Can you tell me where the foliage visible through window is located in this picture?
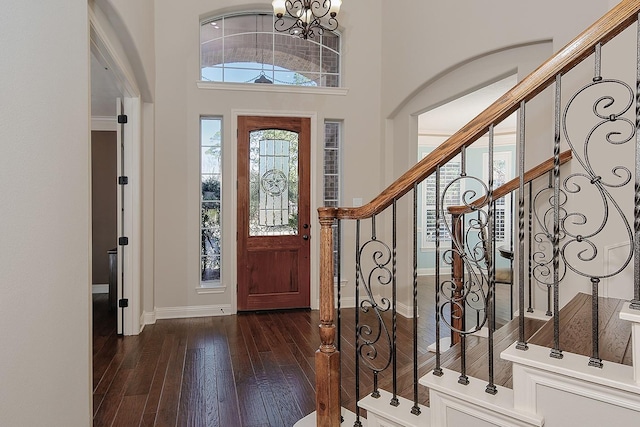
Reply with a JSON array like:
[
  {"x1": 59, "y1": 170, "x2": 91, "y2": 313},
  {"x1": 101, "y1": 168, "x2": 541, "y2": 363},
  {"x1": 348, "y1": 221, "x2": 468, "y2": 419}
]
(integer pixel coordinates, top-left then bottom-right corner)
[
  {"x1": 201, "y1": 118, "x2": 222, "y2": 284},
  {"x1": 324, "y1": 121, "x2": 341, "y2": 277},
  {"x1": 200, "y1": 13, "x2": 340, "y2": 87}
]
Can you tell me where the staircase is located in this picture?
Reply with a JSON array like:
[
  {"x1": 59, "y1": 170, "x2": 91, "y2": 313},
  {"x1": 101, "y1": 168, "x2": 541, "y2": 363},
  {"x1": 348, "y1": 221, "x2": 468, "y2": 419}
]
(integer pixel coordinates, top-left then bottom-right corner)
[{"x1": 304, "y1": 1, "x2": 640, "y2": 426}]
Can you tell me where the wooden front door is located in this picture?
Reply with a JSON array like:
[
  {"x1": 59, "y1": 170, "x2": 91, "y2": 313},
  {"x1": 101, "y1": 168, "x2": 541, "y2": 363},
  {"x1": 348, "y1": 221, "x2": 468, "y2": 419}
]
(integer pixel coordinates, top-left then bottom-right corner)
[{"x1": 237, "y1": 116, "x2": 311, "y2": 311}]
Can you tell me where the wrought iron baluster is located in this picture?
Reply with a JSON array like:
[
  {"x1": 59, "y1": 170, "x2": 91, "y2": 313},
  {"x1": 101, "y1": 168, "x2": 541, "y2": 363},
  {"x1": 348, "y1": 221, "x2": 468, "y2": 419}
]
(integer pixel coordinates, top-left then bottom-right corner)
[
  {"x1": 486, "y1": 125, "x2": 498, "y2": 394},
  {"x1": 589, "y1": 277, "x2": 603, "y2": 368},
  {"x1": 458, "y1": 146, "x2": 469, "y2": 385},
  {"x1": 411, "y1": 184, "x2": 421, "y2": 415},
  {"x1": 528, "y1": 181, "x2": 534, "y2": 313},
  {"x1": 391, "y1": 200, "x2": 399, "y2": 407},
  {"x1": 551, "y1": 73, "x2": 563, "y2": 359},
  {"x1": 516, "y1": 101, "x2": 529, "y2": 351},
  {"x1": 336, "y1": 220, "x2": 343, "y2": 423},
  {"x1": 633, "y1": 11, "x2": 640, "y2": 311},
  {"x1": 434, "y1": 166, "x2": 443, "y2": 377},
  {"x1": 354, "y1": 219, "x2": 362, "y2": 426}
]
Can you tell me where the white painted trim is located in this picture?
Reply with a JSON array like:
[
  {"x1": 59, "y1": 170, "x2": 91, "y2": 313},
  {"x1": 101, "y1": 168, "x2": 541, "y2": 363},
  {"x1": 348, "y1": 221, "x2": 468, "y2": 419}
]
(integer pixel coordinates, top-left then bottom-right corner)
[
  {"x1": 503, "y1": 342, "x2": 640, "y2": 396},
  {"x1": 91, "y1": 116, "x2": 117, "y2": 131},
  {"x1": 89, "y1": 7, "x2": 142, "y2": 337},
  {"x1": 602, "y1": 240, "x2": 632, "y2": 298},
  {"x1": 397, "y1": 300, "x2": 417, "y2": 319},
  {"x1": 428, "y1": 337, "x2": 451, "y2": 353},
  {"x1": 92, "y1": 284, "x2": 109, "y2": 294},
  {"x1": 421, "y1": 367, "x2": 544, "y2": 427},
  {"x1": 195, "y1": 285, "x2": 227, "y2": 294},
  {"x1": 89, "y1": 7, "x2": 140, "y2": 98},
  {"x1": 513, "y1": 308, "x2": 553, "y2": 322},
  {"x1": 359, "y1": 389, "x2": 429, "y2": 427},
  {"x1": 154, "y1": 304, "x2": 233, "y2": 320},
  {"x1": 231, "y1": 109, "x2": 319, "y2": 312},
  {"x1": 198, "y1": 81, "x2": 349, "y2": 96},
  {"x1": 620, "y1": 302, "x2": 640, "y2": 384},
  {"x1": 140, "y1": 310, "x2": 156, "y2": 327},
  {"x1": 294, "y1": 408, "x2": 363, "y2": 427}
]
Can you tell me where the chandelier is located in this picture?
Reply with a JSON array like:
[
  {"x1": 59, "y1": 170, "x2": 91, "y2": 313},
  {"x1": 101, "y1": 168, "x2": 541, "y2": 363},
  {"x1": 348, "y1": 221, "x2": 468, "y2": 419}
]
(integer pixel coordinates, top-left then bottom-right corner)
[{"x1": 272, "y1": 0, "x2": 342, "y2": 40}]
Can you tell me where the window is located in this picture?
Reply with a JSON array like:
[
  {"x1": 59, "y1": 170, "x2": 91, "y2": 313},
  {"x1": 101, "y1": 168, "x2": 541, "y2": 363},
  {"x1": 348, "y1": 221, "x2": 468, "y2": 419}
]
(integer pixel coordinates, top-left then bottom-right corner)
[
  {"x1": 483, "y1": 151, "x2": 513, "y2": 244},
  {"x1": 324, "y1": 121, "x2": 341, "y2": 277},
  {"x1": 200, "y1": 13, "x2": 340, "y2": 87},
  {"x1": 201, "y1": 117, "x2": 222, "y2": 285},
  {"x1": 421, "y1": 157, "x2": 462, "y2": 248}
]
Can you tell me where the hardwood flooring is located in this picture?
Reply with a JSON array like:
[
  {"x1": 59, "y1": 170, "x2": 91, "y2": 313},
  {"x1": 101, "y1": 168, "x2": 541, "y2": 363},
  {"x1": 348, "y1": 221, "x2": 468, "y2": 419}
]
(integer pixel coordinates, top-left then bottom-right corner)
[{"x1": 92, "y1": 285, "x2": 628, "y2": 426}]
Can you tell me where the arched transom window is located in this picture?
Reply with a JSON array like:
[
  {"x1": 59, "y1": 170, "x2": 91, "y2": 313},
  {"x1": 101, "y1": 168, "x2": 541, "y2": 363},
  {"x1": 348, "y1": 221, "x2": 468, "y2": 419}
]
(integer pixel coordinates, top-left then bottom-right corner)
[{"x1": 200, "y1": 13, "x2": 341, "y2": 87}]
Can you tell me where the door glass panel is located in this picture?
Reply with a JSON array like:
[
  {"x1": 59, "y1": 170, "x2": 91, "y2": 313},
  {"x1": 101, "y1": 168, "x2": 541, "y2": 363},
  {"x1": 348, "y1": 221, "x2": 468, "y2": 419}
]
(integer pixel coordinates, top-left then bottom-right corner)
[{"x1": 249, "y1": 129, "x2": 299, "y2": 236}]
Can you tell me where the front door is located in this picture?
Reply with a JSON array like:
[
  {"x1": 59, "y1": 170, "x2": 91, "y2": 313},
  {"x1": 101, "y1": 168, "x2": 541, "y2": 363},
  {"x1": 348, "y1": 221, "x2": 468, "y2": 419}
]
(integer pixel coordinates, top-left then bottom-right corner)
[{"x1": 237, "y1": 116, "x2": 311, "y2": 311}]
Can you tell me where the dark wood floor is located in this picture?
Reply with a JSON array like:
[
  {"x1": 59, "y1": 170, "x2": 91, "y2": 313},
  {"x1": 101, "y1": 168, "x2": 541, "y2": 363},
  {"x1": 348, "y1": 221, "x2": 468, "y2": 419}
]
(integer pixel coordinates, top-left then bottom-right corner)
[{"x1": 92, "y1": 285, "x2": 628, "y2": 426}]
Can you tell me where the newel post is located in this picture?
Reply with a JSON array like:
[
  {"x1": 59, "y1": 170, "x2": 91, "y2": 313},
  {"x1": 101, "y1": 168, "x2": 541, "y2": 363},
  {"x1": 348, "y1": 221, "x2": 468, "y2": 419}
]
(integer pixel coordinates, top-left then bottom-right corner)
[{"x1": 316, "y1": 208, "x2": 340, "y2": 427}]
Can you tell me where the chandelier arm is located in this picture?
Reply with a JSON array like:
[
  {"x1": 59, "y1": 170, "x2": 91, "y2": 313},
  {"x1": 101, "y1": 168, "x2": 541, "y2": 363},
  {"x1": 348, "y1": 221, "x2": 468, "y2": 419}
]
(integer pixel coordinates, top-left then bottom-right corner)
[{"x1": 274, "y1": 0, "x2": 339, "y2": 39}]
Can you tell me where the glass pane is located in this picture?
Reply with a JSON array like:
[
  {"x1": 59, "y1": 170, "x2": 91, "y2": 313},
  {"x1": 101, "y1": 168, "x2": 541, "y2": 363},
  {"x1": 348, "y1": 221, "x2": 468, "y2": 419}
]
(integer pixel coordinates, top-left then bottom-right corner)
[
  {"x1": 324, "y1": 175, "x2": 339, "y2": 202},
  {"x1": 322, "y1": 47, "x2": 339, "y2": 74},
  {"x1": 323, "y1": 149, "x2": 338, "y2": 175},
  {"x1": 323, "y1": 74, "x2": 339, "y2": 88},
  {"x1": 224, "y1": 15, "x2": 256, "y2": 36},
  {"x1": 202, "y1": 176, "x2": 221, "y2": 201},
  {"x1": 201, "y1": 256, "x2": 221, "y2": 281},
  {"x1": 201, "y1": 20, "x2": 223, "y2": 44},
  {"x1": 274, "y1": 70, "x2": 318, "y2": 86},
  {"x1": 322, "y1": 32, "x2": 340, "y2": 52},
  {"x1": 201, "y1": 38, "x2": 223, "y2": 73},
  {"x1": 249, "y1": 129, "x2": 299, "y2": 236},
  {"x1": 202, "y1": 202, "x2": 221, "y2": 226},
  {"x1": 201, "y1": 147, "x2": 221, "y2": 174},
  {"x1": 274, "y1": 35, "x2": 321, "y2": 73}
]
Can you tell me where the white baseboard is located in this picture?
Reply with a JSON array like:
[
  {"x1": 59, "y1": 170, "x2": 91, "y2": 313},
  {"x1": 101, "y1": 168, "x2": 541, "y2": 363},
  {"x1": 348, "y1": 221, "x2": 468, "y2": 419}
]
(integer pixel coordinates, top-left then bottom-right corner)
[
  {"x1": 153, "y1": 304, "x2": 233, "y2": 320},
  {"x1": 140, "y1": 310, "x2": 156, "y2": 327},
  {"x1": 92, "y1": 284, "x2": 109, "y2": 294}
]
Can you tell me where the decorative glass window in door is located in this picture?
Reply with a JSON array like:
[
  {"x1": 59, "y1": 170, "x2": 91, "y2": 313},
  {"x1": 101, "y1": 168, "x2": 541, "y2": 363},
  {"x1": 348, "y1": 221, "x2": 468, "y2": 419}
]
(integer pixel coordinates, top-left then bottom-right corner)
[{"x1": 249, "y1": 129, "x2": 299, "y2": 235}]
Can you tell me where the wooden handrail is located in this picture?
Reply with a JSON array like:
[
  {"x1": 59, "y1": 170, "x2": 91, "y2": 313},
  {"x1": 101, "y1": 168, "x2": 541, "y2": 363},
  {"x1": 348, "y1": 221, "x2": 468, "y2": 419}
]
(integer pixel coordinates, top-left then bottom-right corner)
[
  {"x1": 447, "y1": 149, "x2": 573, "y2": 215},
  {"x1": 322, "y1": 0, "x2": 640, "y2": 221}
]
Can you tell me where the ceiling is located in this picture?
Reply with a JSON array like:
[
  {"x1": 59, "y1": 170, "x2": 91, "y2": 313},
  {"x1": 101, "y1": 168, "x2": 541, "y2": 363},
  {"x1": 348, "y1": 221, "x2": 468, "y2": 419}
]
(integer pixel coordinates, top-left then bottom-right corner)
[
  {"x1": 91, "y1": 51, "x2": 122, "y2": 118},
  {"x1": 418, "y1": 74, "x2": 518, "y2": 136}
]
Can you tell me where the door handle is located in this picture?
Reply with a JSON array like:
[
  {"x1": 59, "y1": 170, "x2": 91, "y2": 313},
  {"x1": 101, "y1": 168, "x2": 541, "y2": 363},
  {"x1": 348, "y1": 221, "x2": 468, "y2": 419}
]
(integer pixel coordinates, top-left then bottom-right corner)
[{"x1": 302, "y1": 234, "x2": 310, "y2": 240}]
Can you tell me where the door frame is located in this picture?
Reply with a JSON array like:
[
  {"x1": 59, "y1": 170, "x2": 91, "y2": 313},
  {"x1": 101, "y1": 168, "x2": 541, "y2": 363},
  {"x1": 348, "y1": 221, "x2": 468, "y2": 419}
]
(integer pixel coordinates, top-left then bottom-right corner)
[
  {"x1": 90, "y1": 7, "x2": 142, "y2": 336},
  {"x1": 231, "y1": 110, "x2": 319, "y2": 313}
]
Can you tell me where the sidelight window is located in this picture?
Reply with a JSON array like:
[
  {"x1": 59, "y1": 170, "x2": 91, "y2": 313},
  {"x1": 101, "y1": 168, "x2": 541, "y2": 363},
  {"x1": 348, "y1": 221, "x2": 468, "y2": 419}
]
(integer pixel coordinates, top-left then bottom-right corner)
[{"x1": 200, "y1": 117, "x2": 222, "y2": 285}]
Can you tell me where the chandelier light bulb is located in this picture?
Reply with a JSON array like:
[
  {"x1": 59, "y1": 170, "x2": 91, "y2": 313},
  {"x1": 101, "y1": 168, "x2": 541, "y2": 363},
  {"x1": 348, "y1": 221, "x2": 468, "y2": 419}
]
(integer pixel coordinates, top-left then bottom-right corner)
[{"x1": 272, "y1": 0, "x2": 286, "y2": 17}]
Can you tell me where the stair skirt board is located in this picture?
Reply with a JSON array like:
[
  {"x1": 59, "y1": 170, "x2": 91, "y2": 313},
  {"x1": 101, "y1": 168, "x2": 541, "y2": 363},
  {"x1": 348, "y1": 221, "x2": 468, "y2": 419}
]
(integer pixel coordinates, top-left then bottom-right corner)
[
  {"x1": 503, "y1": 342, "x2": 640, "y2": 427},
  {"x1": 293, "y1": 408, "x2": 364, "y2": 427},
  {"x1": 359, "y1": 389, "x2": 429, "y2": 427},
  {"x1": 420, "y1": 368, "x2": 543, "y2": 427}
]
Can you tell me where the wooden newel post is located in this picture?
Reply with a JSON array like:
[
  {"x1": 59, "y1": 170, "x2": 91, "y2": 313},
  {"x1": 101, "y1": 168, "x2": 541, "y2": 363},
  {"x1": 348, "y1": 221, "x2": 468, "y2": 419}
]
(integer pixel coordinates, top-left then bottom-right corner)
[
  {"x1": 451, "y1": 212, "x2": 464, "y2": 346},
  {"x1": 316, "y1": 208, "x2": 340, "y2": 427}
]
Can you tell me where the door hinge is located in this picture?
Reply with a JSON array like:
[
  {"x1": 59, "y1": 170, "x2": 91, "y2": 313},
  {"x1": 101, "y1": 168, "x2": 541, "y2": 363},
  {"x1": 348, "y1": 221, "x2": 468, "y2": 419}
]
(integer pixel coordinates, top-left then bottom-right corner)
[
  {"x1": 118, "y1": 298, "x2": 129, "y2": 308},
  {"x1": 117, "y1": 114, "x2": 128, "y2": 124},
  {"x1": 119, "y1": 236, "x2": 129, "y2": 246},
  {"x1": 118, "y1": 176, "x2": 128, "y2": 185}
]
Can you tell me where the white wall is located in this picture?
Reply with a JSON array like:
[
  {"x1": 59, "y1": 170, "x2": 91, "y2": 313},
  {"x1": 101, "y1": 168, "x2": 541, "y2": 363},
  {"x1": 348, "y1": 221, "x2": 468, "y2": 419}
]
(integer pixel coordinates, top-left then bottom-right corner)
[
  {"x1": 98, "y1": 0, "x2": 156, "y2": 102},
  {"x1": 0, "y1": 1, "x2": 91, "y2": 425},
  {"x1": 153, "y1": 0, "x2": 383, "y2": 312}
]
